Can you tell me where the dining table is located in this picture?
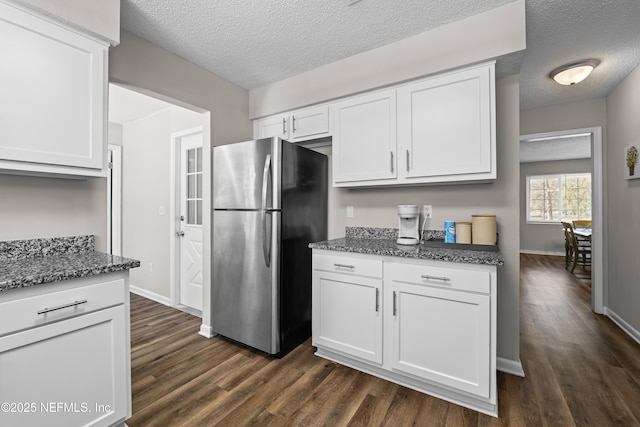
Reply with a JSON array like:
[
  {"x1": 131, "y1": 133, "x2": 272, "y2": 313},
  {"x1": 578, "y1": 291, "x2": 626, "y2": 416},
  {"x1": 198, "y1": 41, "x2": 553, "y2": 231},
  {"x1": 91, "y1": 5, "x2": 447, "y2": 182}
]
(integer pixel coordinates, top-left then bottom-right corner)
[{"x1": 573, "y1": 228, "x2": 592, "y2": 242}]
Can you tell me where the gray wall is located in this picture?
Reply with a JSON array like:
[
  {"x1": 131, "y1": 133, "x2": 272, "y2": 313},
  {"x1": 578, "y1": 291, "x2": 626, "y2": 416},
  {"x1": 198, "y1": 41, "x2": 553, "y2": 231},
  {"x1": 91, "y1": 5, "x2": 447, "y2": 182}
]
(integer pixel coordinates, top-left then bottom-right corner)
[
  {"x1": 605, "y1": 63, "x2": 640, "y2": 335},
  {"x1": 109, "y1": 30, "x2": 252, "y2": 330},
  {"x1": 520, "y1": 158, "x2": 592, "y2": 254},
  {"x1": 119, "y1": 107, "x2": 205, "y2": 300},
  {"x1": 249, "y1": 2, "x2": 525, "y2": 364}
]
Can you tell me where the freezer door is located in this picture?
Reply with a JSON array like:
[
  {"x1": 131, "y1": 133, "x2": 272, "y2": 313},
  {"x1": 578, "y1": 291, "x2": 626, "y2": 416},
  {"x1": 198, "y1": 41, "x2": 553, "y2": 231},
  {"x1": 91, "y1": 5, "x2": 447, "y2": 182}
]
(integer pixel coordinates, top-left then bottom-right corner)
[
  {"x1": 212, "y1": 209, "x2": 280, "y2": 354},
  {"x1": 213, "y1": 138, "x2": 282, "y2": 210}
]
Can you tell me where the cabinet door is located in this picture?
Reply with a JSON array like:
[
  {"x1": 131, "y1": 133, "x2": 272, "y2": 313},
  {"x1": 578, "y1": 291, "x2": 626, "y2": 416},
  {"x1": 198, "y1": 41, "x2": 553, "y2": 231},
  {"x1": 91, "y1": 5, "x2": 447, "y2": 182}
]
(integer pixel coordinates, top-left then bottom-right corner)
[
  {"x1": 397, "y1": 64, "x2": 494, "y2": 182},
  {"x1": 331, "y1": 90, "x2": 397, "y2": 186},
  {"x1": 290, "y1": 106, "x2": 329, "y2": 140},
  {"x1": 388, "y1": 282, "x2": 491, "y2": 398},
  {"x1": 0, "y1": 306, "x2": 127, "y2": 427},
  {"x1": 254, "y1": 114, "x2": 290, "y2": 140},
  {"x1": 313, "y1": 270, "x2": 383, "y2": 364},
  {"x1": 0, "y1": 2, "x2": 107, "y2": 173}
]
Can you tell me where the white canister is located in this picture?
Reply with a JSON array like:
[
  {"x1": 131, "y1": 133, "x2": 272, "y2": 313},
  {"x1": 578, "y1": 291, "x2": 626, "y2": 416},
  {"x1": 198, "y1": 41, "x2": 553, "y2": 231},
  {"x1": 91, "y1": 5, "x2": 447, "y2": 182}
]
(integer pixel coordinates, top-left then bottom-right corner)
[
  {"x1": 456, "y1": 222, "x2": 472, "y2": 244},
  {"x1": 472, "y1": 215, "x2": 497, "y2": 245}
]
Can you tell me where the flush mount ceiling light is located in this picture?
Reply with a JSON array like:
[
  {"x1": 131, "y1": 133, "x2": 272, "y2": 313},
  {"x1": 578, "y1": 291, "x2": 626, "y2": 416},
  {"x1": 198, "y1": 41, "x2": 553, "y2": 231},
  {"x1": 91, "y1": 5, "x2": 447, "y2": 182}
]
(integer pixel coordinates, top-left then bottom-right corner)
[{"x1": 550, "y1": 60, "x2": 600, "y2": 85}]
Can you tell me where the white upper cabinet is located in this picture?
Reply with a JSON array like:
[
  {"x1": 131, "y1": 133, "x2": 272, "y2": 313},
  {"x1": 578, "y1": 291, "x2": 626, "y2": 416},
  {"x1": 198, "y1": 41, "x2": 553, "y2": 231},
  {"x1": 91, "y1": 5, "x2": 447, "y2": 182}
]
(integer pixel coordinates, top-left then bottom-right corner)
[
  {"x1": 331, "y1": 89, "x2": 397, "y2": 186},
  {"x1": 253, "y1": 62, "x2": 495, "y2": 187},
  {"x1": 397, "y1": 64, "x2": 495, "y2": 183},
  {"x1": 0, "y1": 1, "x2": 108, "y2": 177},
  {"x1": 253, "y1": 105, "x2": 329, "y2": 142}
]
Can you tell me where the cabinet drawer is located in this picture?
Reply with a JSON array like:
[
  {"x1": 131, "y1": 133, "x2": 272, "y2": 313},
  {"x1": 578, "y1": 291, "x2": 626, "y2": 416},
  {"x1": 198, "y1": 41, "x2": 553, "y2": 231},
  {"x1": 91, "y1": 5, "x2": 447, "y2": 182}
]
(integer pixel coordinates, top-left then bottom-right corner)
[
  {"x1": 313, "y1": 253, "x2": 383, "y2": 278},
  {"x1": 0, "y1": 278, "x2": 125, "y2": 337},
  {"x1": 390, "y1": 262, "x2": 490, "y2": 294}
]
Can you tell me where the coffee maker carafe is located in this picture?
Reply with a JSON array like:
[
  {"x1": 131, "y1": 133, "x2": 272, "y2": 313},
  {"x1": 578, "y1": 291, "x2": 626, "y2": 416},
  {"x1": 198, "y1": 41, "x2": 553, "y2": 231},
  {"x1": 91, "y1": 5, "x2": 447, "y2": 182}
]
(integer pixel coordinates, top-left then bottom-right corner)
[{"x1": 397, "y1": 205, "x2": 420, "y2": 245}]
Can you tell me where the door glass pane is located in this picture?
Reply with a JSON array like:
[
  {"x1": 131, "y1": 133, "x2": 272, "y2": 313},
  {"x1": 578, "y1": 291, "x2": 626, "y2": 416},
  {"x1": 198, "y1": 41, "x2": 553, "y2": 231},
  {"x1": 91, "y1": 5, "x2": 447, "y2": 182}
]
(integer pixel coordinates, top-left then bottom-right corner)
[
  {"x1": 185, "y1": 146, "x2": 203, "y2": 226},
  {"x1": 188, "y1": 149, "x2": 196, "y2": 173},
  {"x1": 188, "y1": 175, "x2": 196, "y2": 198},
  {"x1": 188, "y1": 200, "x2": 195, "y2": 224}
]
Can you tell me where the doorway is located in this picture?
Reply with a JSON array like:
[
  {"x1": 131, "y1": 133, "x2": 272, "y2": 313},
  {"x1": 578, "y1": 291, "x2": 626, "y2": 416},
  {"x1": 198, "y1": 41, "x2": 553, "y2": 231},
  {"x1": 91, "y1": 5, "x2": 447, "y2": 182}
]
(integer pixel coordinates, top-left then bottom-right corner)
[
  {"x1": 520, "y1": 127, "x2": 604, "y2": 314},
  {"x1": 171, "y1": 128, "x2": 204, "y2": 314}
]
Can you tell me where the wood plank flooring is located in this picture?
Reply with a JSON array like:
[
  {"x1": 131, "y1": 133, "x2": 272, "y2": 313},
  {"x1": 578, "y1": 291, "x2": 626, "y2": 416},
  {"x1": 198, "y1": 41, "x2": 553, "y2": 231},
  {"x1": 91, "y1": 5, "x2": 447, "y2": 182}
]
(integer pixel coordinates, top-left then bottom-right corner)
[{"x1": 127, "y1": 254, "x2": 640, "y2": 426}]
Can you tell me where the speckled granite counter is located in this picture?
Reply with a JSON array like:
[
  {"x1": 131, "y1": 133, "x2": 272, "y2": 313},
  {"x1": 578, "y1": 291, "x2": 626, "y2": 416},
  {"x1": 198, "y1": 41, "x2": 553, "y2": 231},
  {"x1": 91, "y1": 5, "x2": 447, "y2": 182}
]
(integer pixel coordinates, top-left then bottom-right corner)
[
  {"x1": 0, "y1": 236, "x2": 140, "y2": 292},
  {"x1": 309, "y1": 227, "x2": 504, "y2": 266}
]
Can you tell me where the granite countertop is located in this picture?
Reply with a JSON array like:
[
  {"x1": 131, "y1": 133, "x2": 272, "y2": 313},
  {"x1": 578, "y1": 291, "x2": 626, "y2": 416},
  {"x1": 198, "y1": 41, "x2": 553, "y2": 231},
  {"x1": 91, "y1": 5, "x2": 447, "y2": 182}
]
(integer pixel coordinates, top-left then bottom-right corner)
[
  {"x1": 0, "y1": 236, "x2": 140, "y2": 292},
  {"x1": 309, "y1": 227, "x2": 504, "y2": 266}
]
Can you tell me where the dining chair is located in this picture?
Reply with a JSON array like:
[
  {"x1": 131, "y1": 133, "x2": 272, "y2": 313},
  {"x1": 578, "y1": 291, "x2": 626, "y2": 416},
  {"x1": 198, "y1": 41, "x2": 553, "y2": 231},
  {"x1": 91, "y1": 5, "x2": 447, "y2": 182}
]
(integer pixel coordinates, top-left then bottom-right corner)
[
  {"x1": 572, "y1": 220, "x2": 592, "y2": 244},
  {"x1": 572, "y1": 219, "x2": 592, "y2": 229},
  {"x1": 562, "y1": 221, "x2": 591, "y2": 273}
]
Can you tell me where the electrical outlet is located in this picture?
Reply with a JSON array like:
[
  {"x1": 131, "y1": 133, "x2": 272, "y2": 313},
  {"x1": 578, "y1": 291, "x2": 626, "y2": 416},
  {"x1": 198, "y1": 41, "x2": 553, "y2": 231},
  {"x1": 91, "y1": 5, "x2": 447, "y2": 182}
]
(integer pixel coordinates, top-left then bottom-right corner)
[{"x1": 423, "y1": 205, "x2": 432, "y2": 219}]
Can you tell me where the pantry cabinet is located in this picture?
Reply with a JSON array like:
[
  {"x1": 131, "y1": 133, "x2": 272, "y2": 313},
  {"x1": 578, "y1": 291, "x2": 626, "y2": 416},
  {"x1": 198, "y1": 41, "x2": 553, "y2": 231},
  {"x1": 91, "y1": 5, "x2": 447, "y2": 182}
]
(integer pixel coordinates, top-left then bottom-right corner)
[
  {"x1": 312, "y1": 253, "x2": 383, "y2": 364},
  {"x1": 253, "y1": 105, "x2": 329, "y2": 142},
  {"x1": 0, "y1": 1, "x2": 109, "y2": 177},
  {"x1": 396, "y1": 64, "x2": 495, "y2": 183},
  {"x1": 330, "y1": 89, "x2": 397, "y2": 185},
  {"x1": 312, "y1": 250, "x2": 498, "y2": 416}
]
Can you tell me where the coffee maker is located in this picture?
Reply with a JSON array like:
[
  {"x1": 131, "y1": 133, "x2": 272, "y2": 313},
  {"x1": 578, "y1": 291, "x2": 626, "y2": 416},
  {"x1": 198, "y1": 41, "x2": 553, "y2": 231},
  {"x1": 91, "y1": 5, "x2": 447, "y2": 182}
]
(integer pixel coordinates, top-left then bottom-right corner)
[{"x1": 397, "y1": 205, "x2": 420, "y2": 245}]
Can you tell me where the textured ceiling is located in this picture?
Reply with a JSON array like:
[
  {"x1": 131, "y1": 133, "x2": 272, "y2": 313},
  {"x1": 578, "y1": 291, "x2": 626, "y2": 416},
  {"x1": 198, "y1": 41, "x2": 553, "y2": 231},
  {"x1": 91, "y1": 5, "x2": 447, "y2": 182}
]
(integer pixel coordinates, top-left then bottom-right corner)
[
  {"x1": 120, "y1": 0, "x2": 512, "y2": 89},
  {"x1": 118, "y1": 0, "x2": 640, "y2": 111}
]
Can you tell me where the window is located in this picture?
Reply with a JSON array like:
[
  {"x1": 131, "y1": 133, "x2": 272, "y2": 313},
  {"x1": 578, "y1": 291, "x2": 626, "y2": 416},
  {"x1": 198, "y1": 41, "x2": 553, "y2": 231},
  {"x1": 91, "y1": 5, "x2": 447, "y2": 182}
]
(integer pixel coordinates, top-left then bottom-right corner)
[{"x1": 527, "y1": 173, "x2": 591, "y2": 223}]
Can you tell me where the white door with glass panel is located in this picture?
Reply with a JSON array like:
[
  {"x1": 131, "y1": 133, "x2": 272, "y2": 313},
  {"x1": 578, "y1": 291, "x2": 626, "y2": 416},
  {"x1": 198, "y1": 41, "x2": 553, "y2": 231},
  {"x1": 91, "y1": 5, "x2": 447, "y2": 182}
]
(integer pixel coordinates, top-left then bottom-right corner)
[{"x1": 178, "y1": 133, "x2": 203, "y2": 311}]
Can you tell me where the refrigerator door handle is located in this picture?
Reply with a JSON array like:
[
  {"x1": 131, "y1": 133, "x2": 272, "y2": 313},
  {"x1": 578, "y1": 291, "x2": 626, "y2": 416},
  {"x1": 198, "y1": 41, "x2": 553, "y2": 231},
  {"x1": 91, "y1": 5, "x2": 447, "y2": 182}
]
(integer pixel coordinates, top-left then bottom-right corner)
[{"x1": 261, "y1": 154, "x2": 272, "y2": 267}]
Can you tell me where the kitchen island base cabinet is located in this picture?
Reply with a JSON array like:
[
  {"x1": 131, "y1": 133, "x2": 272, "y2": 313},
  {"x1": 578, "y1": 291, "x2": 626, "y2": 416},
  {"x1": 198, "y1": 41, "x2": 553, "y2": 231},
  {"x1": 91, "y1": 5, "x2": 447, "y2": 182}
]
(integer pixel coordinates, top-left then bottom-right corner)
[
  {"x1": 312, "y1": 250, "x2": 498, "y2": 417},
  {"x1": 0, "y1": 272, "x2": 131, "y2": 427}
]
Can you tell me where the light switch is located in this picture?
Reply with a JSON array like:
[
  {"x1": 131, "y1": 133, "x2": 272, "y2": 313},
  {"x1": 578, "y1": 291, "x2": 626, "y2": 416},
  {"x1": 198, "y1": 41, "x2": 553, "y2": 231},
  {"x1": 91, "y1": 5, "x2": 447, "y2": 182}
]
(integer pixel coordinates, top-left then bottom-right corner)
[
  {"x1": 347, "y1": 206, "x2": 354, "y2": 218},
  {"x1": 159, "y1": 206, "x2": 165, "y2": 216}
]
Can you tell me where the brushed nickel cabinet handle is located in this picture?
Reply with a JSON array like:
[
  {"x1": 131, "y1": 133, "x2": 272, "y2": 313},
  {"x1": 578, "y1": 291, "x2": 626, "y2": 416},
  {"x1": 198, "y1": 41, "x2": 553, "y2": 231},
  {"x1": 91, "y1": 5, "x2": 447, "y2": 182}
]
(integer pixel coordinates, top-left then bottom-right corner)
[
  {"x1": 390, "y1": 152, "x2": 394, "y2": 173},
  {"x1": 282, "y1": 117, "x2": 287, "y2": 135},
  {"x1": 421, "y1": 274, "x2": 451, "y2": 283},
  {"x1": 375, "y1": 288, "x2": 380, "y2": 312},
  {"x1": 333, "y1": 263, "x2": 355, "y2": 270},
  {"x1": 38, "y1": 299, "x2": 88, "y2": 315},
  {"x1": 393, "y1": 291, "x2": 397, "y2": 316},
  {"x1": 292, "y1": 116, "x2": 296, "y2": 133},
  {"x1": 406, "y1": 150, "x2": 410, "y2": 172}
]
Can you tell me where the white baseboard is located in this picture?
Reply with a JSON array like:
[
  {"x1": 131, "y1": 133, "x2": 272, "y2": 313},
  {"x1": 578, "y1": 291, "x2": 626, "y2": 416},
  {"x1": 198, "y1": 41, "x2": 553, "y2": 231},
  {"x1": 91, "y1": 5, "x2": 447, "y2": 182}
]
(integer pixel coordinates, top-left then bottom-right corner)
[
  {"x1": 199, "y1": 324, "x2": 216, "y2": 339},
  {"x1": 130, "y1": 285, "x2": 172, "y2": 306},
  {"x1": 520, "y1": 249, "x2": 565, "y2": 257},
  {"x1": 497, "y1": 357, "x2": 525, "y2": 377},
  {"x1": 605, "y1": 307, "x2": 640, "y2": 345}
]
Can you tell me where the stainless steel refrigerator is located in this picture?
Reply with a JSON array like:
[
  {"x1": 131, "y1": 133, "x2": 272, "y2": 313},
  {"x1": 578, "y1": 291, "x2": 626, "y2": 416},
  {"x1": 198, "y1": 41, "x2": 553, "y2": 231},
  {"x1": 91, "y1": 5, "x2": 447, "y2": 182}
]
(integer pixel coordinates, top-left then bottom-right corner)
[{"x1": 212, "y1": 137, "x2": 328, "y2": 356}]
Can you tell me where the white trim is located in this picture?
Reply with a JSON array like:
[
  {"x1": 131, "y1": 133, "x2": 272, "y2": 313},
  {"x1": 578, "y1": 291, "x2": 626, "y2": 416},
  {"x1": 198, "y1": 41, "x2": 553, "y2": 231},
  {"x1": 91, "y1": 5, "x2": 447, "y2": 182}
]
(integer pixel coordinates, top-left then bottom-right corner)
[
  {"x1": 520, "y1": 249, "x2": 564, "y2": 257},
  {"x1": 605, "y1": 308, "x2": 640, "y2": 346},
  {"x1": 520, "y1": 127, "x2": 604, "y2": 314},
  {"x1": 170, "y1": 126, "x2": 204, "y2": 308},
  {"x1": 496, "y1": 357, "x2": 525, "y2": 377},
  {"x1": 130, "y1": 285, "x2": 172, "y2": 307},
  {"x1": 107, "y1": 144, "x2": 122, "y2": 256},
  {"x1": 199, "y1": 324, "x2": 216, "y2": 338}
]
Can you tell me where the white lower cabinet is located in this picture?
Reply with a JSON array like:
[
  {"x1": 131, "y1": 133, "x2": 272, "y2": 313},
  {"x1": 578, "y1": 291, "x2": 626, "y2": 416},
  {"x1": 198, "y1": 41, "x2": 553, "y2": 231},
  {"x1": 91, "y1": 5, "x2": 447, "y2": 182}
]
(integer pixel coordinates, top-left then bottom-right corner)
[
  {"x1": 312, "y1": 254, "x2": 383, "y2": 364},
  {"x1": 0, "y1": 272, "x2": 131, "y2": 427},
  {"x1": 387, "y1": 262, "x2": 492, "y2": 399},
  {"x1": 312, "y1": 250, "x2": 497, "y2": 417}
]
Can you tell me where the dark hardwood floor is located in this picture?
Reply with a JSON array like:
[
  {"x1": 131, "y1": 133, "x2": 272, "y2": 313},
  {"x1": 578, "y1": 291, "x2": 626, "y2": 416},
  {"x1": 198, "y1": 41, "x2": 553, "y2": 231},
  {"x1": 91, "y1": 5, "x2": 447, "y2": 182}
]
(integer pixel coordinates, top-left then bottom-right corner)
[{"x1": 127, "y1": 254, "x2": 640, "y2": 426}]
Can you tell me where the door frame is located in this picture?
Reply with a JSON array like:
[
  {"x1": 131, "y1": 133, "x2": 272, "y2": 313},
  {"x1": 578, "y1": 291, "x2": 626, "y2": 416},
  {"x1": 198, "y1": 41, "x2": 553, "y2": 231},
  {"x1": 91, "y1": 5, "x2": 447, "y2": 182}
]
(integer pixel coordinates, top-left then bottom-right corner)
[
  {"x1": 520, "y1": 127, "x2": 604, "y2": 314},
  {"x1": 107, "y1": 144, "x2": 122, "y2": 256},
  {"x1": 169, "y1": 126, "x2": 204, "y2": 308}
]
